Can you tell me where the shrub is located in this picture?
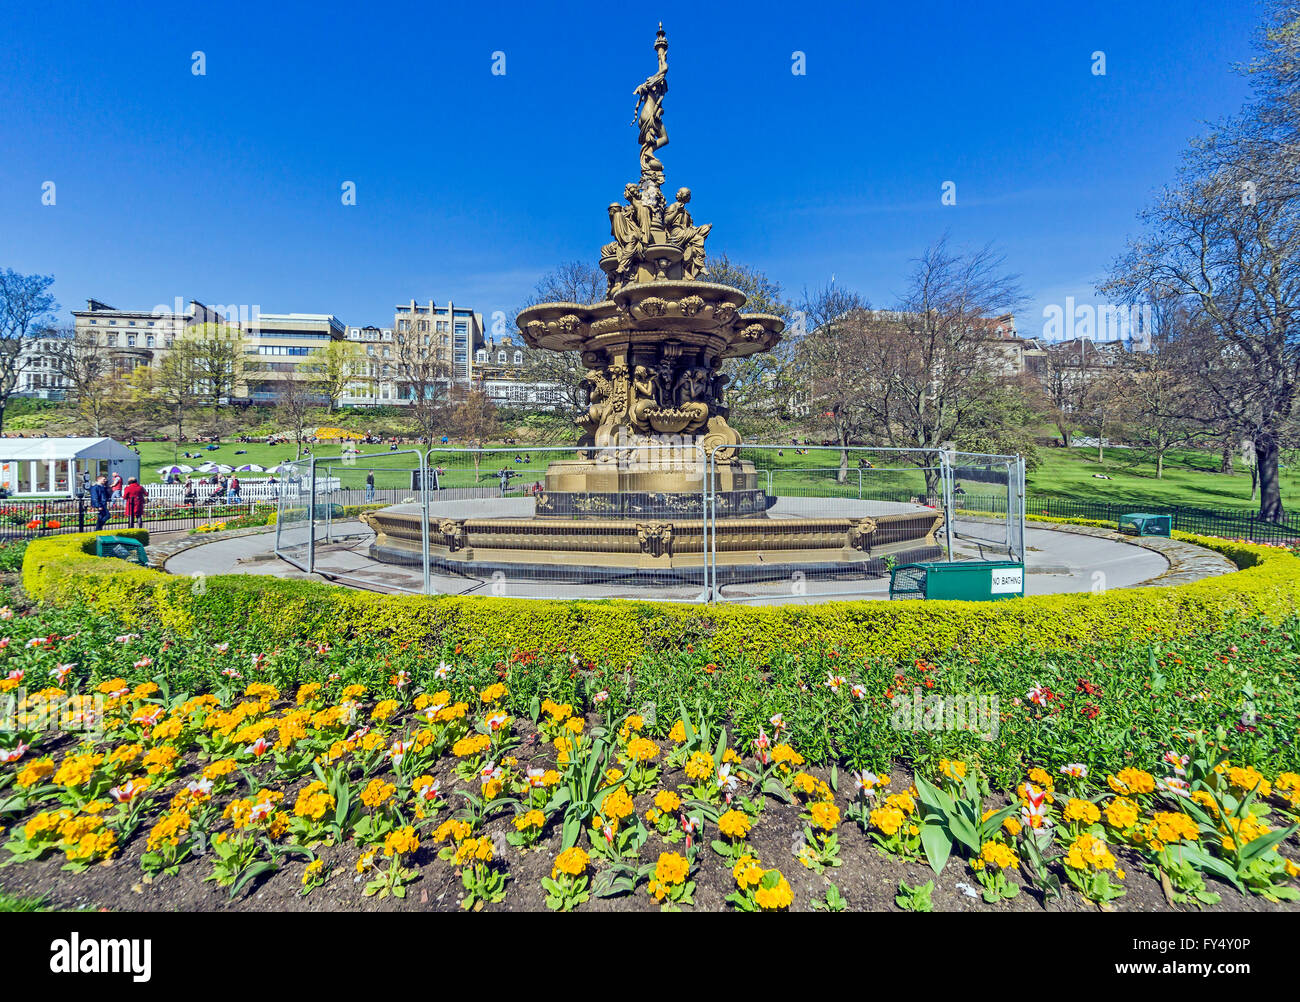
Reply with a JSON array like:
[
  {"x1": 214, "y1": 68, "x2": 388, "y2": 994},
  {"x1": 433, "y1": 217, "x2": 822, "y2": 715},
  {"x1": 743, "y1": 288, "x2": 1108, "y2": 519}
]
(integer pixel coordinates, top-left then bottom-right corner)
[{"x1": 19, "y1": 529, "x2": 1300, "y2": 671}]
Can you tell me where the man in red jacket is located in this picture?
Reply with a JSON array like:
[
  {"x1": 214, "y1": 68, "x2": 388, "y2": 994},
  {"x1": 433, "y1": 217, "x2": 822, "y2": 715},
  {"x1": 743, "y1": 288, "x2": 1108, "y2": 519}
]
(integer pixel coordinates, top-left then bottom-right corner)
[{"x1": 122, "y1": 477, "x2": 148, "y2": 529}]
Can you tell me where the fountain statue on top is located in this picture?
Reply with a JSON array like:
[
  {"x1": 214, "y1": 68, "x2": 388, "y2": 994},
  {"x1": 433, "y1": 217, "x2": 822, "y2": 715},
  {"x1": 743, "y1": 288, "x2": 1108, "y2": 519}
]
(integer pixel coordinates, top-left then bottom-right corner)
[{"x1": 518, "y1": 24, "x2": 784, "y2": 516}]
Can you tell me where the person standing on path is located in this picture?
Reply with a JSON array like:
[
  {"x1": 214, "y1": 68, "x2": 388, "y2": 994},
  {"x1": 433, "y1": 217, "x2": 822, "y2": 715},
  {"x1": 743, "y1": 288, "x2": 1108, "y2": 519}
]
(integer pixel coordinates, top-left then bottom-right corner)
[
  {"x1": 365, "y1": 470, "x2": 375, "y2": 501},
  {"x1": 122, "y1": 477, "x2": 147, "y2": 529},
  {"x1": 90, "y1": 474, "x2": 111, "y2": 531}
]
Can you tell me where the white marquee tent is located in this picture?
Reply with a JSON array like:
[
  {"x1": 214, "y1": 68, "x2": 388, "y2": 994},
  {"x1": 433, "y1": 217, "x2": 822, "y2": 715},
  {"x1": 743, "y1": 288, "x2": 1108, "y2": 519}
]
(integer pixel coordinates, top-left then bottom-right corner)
[{"x1": 0, "y1": 437, "x2": 140, "y2": 497}]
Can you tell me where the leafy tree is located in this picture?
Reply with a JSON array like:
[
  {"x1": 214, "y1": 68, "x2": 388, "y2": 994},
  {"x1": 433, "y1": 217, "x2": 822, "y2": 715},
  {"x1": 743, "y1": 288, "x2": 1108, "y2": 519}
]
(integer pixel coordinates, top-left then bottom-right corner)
[{"x1": 0, "y1": 269, "x2": 58, "y2": 434}]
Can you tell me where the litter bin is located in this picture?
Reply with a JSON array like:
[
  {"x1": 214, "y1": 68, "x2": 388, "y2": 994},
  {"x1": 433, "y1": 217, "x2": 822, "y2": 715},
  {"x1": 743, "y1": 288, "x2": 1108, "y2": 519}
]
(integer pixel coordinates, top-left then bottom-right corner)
[
  {"x1": 94, "y1": 535, "x2": 149, "y2": 566},
  {"x1": 889, "y1": 560, "x2": 1025, "y2": 601},
  {"x1": 1118, "y1": 513, "x2": 1171, "y2": 537}
]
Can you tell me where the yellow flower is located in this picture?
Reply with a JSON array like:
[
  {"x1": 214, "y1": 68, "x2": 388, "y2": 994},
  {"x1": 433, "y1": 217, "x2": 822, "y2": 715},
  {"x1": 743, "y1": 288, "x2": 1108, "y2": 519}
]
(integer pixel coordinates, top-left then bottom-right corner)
[
  {"x1": 808, "y1": 801, "x2": 840, "y2": 832},
  {"x1": 479, "y1": 682, "x2": 507, "y2": 704},
  {"x1": 293, "y1": 781, "x2": 335, "y2": 820},
  {"x1": 1104, "y1": 797, "x2": 1140, "y2": 831},
  {"x1": 939, "y1": 758, "x2": 967, "y2": 781},
  {"x1": 371, "y1": 699, "x2": 400, "y2": 722},
  {"x1": 753, "y1": 872, "x2": 794, "y2": 910},
  {"x1": 1064, "y1": 833, "x2": 1117, "y2": 872},
  {"x1": 515, "y1": 810, "x2": 545, "y2": 831},
  {"x1": 626, "y1": 736, "x2": 660, "y2": 763},
  {"x1": 302, "y1": 859, "x2": 324, "y2": 884},
  {"x1": 1107, "y1": 768, "x2": 1155, "y2": 796},
  {"x1": 1226, "y1": 766, "x2": 1270, "y2": 797},
  {"x1": 1063, "y1": 798, "x2": 1101, "y2": 825},
  {"x1": 979, "y1": 840, "x2": 1018, "y2": 870},
  {"x1": 654, "y1": 851, "x2": 689, "y2": 886},
  {"x1": 552, "y1": 846, "x2": 590, "y2": 878},
  {"x1": 383, "y1": 826, "x2": 419, "y2": 857},
  {"x1": 684, "y1": 751, "x2": 714, "y2": 782},
  {"x1": 654, "y1": 789, "x2": 682, "y2": 813},
  {"x1": 146, "y1": 812, "x2": 191, "y2": 852},
  {"x1": 16, "y1": 758, "x2": 54, "y2": 788},
  {"x1": 668, "y1": 720, "x2": 686, "y2": 743},
  {"x1": 360, "y1": 779, "x2": 396, "y2": 809},
  {"x1": 733, "y1": 854, "x2": 765, "y2": 889},
  {"x1": 870, "y1": 806, "x2": 905, "y2": 836},
  {"x1": 602, "y1": 786, "x2": 636, "y2": 821},
  {"x1": 1150, "y1": 811, "x2": 1199, "y2": 844},
  {"x1": 718, "y1": 810, "x2": 751, "y2": 840},
  {"x1": 433, "y1": 818, "x2": 472, "y2": 843},
  {"x1": 453, "y1": 836, "x2": 494, "y2": 867},
  {"x1": 54, "y1": 752, "x2": 103, "y2": 789}
]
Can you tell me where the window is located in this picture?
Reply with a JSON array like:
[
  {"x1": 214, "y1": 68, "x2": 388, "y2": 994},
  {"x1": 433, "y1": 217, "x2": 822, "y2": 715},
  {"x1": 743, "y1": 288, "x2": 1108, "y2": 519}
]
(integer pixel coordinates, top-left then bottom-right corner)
[
  {"x1": 476, "y1": 350, "x2": 486, "y2": 362},
  {"x1": 498, "y1": 352, "x2": 506, "y2": 363},
  {"x1": 147, "y1": 335, "x2": 156, "y2": 348},
  {"x1": 107, "y1": 334, "x2": 118, "y2": 346},
  {"x1": 514, "y1": 351, "x2": 523, "y2": 364},
  {"x1": 126, "y1": 335, "x2": 136, "y2": 347}
]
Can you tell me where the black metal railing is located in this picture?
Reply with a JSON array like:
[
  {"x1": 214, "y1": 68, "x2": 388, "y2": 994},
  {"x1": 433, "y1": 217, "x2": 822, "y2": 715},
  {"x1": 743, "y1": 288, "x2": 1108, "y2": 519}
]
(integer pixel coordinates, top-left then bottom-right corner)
[
  {"x1": 952, "y1": 494, "x2": 1300, "y2": 544},
  {"x1": 0, "y1": 498, "x2": 278, "y2": 541}
]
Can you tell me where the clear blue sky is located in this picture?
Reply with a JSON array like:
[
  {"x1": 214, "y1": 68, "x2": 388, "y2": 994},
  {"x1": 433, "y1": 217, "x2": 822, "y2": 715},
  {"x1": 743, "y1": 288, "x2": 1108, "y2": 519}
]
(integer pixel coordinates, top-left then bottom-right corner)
[{"x1": 0, "y1": 0, "x2": 1262, "y2": 338}]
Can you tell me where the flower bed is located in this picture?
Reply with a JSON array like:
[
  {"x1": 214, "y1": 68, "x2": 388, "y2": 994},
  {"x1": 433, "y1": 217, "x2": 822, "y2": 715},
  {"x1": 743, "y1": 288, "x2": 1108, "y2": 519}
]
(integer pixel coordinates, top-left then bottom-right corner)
[{"x1": 0, "y1": 542, "x2": 1298, "y2": 912}]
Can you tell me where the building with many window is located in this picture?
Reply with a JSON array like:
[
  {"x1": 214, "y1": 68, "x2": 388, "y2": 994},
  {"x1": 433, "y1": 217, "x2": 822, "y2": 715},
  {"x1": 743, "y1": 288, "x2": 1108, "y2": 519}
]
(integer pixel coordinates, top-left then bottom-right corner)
[
  {"x1": 339, "y1": 325, "x2": 398, "y2": 406},
  {"x1": 14, "y1": 332, "x2": 73, "y2": 400},
  {"x1": 473, "y1": 334, "x2": 564, "y2": 410},
  {"x1": 242, "y1": 313, "x2": 347, "y2": 403},
  {"x1": 71, "y1": 298, "x2": 230, "y2": 375},
  {"x1": 393, "y1": 300, "x2": 484, "y2": 388}
]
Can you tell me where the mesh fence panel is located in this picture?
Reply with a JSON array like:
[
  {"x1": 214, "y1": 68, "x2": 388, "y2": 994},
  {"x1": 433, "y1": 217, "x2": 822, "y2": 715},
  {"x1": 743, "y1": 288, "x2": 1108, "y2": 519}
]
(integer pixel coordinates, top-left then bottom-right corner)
[{"x1": 708, "y1": 445, "x2": 951, "y2": 603}]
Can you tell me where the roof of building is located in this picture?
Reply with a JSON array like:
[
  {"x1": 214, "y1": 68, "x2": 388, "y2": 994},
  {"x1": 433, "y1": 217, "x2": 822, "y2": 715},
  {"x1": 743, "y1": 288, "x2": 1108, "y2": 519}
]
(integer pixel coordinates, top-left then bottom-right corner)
[{"x1": 0, "y1": 437, "x2": 139, "y2": 461}]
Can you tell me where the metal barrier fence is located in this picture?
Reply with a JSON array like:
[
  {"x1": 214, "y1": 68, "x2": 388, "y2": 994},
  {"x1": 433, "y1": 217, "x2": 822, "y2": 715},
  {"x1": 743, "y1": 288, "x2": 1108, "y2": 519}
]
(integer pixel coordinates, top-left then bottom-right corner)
[
  {"x1": 708, "y1": 445, "x2": 956, "y2": 603},
  {"x1": 947, "y1": 453, "x2": 1026, "y2": 562},
  {"x1": 261, "y1": 445, "x2": 1041, "y2": 603}
]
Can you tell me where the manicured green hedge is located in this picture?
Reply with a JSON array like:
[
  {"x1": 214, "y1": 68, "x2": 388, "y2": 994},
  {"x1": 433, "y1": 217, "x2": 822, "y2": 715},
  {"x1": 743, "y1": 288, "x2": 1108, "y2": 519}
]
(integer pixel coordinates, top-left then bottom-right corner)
[{"x1": 20, "y1": 528, "x2": 1300, "y2": 669}]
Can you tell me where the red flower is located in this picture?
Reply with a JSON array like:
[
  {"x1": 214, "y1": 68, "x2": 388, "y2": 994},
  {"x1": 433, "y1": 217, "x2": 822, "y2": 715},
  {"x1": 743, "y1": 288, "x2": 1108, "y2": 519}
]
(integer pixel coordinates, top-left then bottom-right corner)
[{"x1": 1081, "y1": 704, "x2": 1100, "y2": 720}]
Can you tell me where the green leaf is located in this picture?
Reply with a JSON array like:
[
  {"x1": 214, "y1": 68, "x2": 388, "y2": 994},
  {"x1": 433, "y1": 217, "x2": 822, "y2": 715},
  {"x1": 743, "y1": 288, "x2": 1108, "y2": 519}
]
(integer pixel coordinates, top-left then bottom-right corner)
[
  {"x1": 949, "y1": 813, "x2": 981, "y2": 854},
  {"x1": 919, "y1": 823, "x2": 952, "y2": 875}
]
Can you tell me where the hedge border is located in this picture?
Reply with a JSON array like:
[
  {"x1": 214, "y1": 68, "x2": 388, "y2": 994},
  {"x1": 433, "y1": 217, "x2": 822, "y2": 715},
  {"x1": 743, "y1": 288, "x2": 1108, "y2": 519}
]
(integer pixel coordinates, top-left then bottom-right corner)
[{"x1": 18, "y1": 527, "x2": 1300, "y2": 668}]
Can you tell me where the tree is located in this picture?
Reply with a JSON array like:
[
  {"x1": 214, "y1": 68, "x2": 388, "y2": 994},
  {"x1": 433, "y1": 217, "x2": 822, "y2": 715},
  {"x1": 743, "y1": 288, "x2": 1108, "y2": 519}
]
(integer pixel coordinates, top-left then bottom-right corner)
[
  {"x1": 149, "y1": 340, "x2": 202, "y2": 449},
  {"x1": 516, "y1": 261, "x2": 607, "y2": 415},
  {"x1": 46, "y1": 326, "x2": 115, "y2": 435},
  {"x1": 274, "y1": 366, "x2": 321, "y2": 461},
  {"x1": 1103, "y1": 2, "x2": 1300, "y2": 520},
  {"x1": 809, "y1": 236, "x2": 1026, "y2": 492},
  {"x1": 393, "y1": 322, "x2": 450, "y2": 446},
  {"x1": 790, "y1": 282, "x2": 872, "y2": 481},
  {"x1": 447, "y1": 386, "x2": 501, "y2": 479},
  {"x1": 1108, "y1": 333, "x2": 1203, "y2": 478},
  {"x1": 183, "y1": 322, "x2": 246, "y2": 405},
  {"x1": 706, "y1": 254, "x2": 795, "y2": 434},
  {"x1": 0, "y1": 269, "x2": 58, "y2": 434},
  {"x1": 318, "y1": 340, "x2": 371, "y2": 412}
]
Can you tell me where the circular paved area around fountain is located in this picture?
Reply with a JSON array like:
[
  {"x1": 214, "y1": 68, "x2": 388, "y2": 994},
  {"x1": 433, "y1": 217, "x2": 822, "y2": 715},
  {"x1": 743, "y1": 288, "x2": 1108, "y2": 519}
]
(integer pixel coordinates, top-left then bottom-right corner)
[{"x1": 156, "y1": 514, "x2": 1237, "y2": 606}]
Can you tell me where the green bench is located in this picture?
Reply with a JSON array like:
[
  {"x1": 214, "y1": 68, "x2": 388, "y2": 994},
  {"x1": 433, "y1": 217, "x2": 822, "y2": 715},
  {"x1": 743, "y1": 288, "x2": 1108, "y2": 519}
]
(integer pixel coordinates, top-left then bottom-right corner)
[
  {"x1": 1118, "y1": 513, "x2": 1172, "y2": 537},
  {"x1": 94, "y1": 535, "x2": 149, "y2": 566},
  {"x1": 889, "y1": 560, "x2": 1025, "y2": 601}
]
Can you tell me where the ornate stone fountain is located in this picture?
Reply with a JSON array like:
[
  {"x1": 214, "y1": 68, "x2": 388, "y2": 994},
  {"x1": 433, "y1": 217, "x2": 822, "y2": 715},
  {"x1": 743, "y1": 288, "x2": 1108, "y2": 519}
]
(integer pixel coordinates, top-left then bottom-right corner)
[
  {"x1": 516, "y1": 24, "x2": 782, "y2": 519},
  {"x1": 361, "y1": 25, "x2": 944, "y2": 584}
]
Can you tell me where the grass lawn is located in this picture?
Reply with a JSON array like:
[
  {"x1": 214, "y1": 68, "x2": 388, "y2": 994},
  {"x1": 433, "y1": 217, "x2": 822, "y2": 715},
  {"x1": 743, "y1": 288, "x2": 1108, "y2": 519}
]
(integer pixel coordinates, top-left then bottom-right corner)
[
  {"x1": 1026, "y1": 446, "x2": 1298, "y2": 512},
  {"x1": 128, "y1": 439, "x2": 1296, "y2": 514}
]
